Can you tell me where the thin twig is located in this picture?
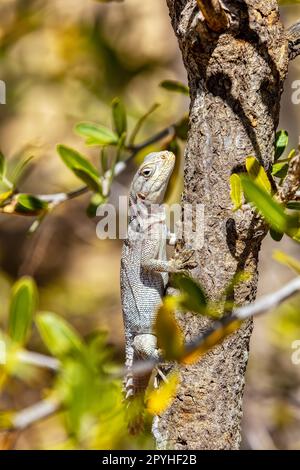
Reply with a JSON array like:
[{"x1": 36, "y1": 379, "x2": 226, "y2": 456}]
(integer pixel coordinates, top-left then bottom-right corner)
[
  {"x1": 12, "y1": 399, "x2": 60, "y2": 431},
  {"x1": 16, "y1": 350, "x2": 60, "y2": 371}
]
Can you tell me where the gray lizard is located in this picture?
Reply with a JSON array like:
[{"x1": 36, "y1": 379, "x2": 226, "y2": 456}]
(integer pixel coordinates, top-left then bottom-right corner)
[{"x1": 120, "y1": 151, "x2": 196, "y2": 404}]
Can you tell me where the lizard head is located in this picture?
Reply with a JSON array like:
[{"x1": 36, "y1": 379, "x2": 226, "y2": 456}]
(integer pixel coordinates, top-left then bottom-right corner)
[{"x1": 131, "y1": 151, "x2": 175, "y2": 205}]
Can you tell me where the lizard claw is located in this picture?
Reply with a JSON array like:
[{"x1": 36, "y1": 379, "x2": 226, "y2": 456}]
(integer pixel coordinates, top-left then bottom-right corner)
[{"x1": 172, "y1": 249, "x2": 198, "y2": 271}]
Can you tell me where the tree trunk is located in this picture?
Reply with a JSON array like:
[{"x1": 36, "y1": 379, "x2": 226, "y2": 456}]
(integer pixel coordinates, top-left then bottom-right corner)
[{"x1": 154, "y1": 0, "x2": 289, "y2": 449}]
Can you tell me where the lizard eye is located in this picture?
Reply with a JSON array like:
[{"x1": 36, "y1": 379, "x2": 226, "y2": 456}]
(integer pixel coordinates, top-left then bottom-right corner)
[{"x1": 140, "y1": 167, "x2": 153, "y2": 178}]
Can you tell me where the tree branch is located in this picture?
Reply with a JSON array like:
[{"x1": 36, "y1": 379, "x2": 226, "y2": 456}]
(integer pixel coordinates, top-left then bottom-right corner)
[
  {"x1": 287, "y1": 21, "x2": 300, "y2": 60},
  {"x1": 196, "y1": 0, "x2": 229, "y2": 32},
  {"x1": 130, "y1": 277, "x2": 300, "y2": 375},
  {"x1": 0, "y1": 124, "x2": 176, "y2": 216}
]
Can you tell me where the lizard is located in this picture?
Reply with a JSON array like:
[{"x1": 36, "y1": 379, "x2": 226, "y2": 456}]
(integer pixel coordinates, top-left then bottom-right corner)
[{"x1": 120, "y1": 151, "x2": 197, "y2": 412}]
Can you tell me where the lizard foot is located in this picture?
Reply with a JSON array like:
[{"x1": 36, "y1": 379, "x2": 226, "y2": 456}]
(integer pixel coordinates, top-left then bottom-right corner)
[{"x1": 171, "y1": 249, "x2": 198, "y2": 271}]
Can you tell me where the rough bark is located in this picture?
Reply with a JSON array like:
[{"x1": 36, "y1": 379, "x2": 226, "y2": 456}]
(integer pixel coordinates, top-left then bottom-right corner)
[{"x1": 155, "y1": 0, "x2": 289, "y2": 450}]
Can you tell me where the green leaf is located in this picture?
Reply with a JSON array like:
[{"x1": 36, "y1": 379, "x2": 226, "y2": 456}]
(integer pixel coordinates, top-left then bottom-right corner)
[
  {"x1": 240, "y1": 175, "x2": 299, "y2": 235},
  {"x1": 36, "y1": 312, "x2": 83, "y2": 358},
  {"x1": 273, "y1": 250, "x2": 300, "y2": 275},
  {"x1": 287, "y1": 149, "x2": 296, "y2": 160},
  {"x1": 287, "y1": 201, "x2": 300, "y2": 211},
  {"x1": 155, "y1": 297, "x2": 184, "y2": 361},
  {"x1": 75, "y1": 122, "x2": 118, "y2": 146},
  {"x1": 171, "y1": 273, "x2": 208, "y2": 315},
  {"x1": 230, "y1": 173, "x2": 243, "y2": 211},
  {"x1": 174, "y1": 115, "x2": 189, "y2": 141},
  {"x1": 270, "y1": 228, "x2": 284, "y2": 242},
  {"x1": 111, "y1": 98, "x2": 127, "y2": 137},
  {"x1": 0, "y1": 151, "x2": 6, "y2": 179},
  {"x1": 0, "y1": 190, "x2": 13, "y2": 206},
  {"x1": 245, "y1": 156, "x2": 272, "y2": 193},
  {"x1": 15, "y1": 194, "x2": 48, "y2": 215},
  {"x1": 160, "y1": 80, "x2": 189, "y2": 96},
  {"x1": 129, "y1": 103, "x2": 160, "y2": 146},
  {"x1": 272, "y1": 161, "x2": 289, "y2": 179},
  {"x1": 57, "y1": 145, "x2": 101, "y2": 192},
  {"x1": 275, "y1": 130, "x2": 288, "y2": 160},
  {"x1": 86, "y1": 193, "x2": 107, "y2": 218},
  {"x1": 10, "y1": 155, "x2": 34, "y2": 186},
  {"x1": 8, "y1": 277, "x2": 38, "y2": 345}
]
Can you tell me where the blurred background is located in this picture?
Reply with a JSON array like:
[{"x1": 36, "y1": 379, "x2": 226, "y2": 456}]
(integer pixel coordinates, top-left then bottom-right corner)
[{"x1": 0, "y1": 0, "x2": 300, "y2": 450}]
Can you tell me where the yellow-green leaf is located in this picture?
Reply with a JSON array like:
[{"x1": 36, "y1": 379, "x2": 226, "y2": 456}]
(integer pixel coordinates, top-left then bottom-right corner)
[
  {"x1": 245, "y1": 156, "x2": 272, "y2": 193},
  {"x1": 75, "y1": 122, "x2": 118, "y2": 146},
  {"x1": 57, "y1": 145, "x2": 101, "y2": 192},
  {"x1": 240, "y1": 175, "x2": 299, "y2": 236},
  {"x1": 146, "y1": 371, "x2": 179, "y2": 416},
  {"x1": 111, "y1": 98, "x2": 127, "y2": 137},
  {"x1": 273, "y1": 250, "x2": 300, "y2": 275},
  {"x1": 182, "y1": 319, "x2": 242, "y2": 365},
  {"x1": 160, "y1": 80, "x2": 189, "y2": 96},
  {"x1": 15, "y1": 194, "x2": 48, "y2": 215},
  {"x1": 8, "y1": 277, "x2": 38, "y2": 345},
  {"x1": 36, "y1": 312, "x2": 83, "y2": 358},
  {"x1": 275, "y1": 130, "x2": 288, "y2": 160},
  {"x1": 230, "y1": 173, "x2": 243, "y2": 211},
  {"x1": 155, "y1": 297, "x2": 184, "y2": 361},
  {"x1": 172, "y1": 273, "x2": 209, "y2": 315}
]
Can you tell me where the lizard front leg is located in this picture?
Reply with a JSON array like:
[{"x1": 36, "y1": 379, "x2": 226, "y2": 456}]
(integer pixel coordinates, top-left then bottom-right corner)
[{"x1": 141, "y1": 248, "x2": 197, "y2": 273}]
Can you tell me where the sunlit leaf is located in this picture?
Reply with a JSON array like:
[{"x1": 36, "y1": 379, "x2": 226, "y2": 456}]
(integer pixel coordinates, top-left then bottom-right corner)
[
  {"x1": 75, "y1": 122, "x2": 118, "y2": 146},
  {"x1": 146, "y1": 371, "x2": 179, "y2": 416},
  {"x1": 57, "y1": 145, "x2": 101, "y2": 192},
  {"x1": 240, "y1": 176, "x2": 299, "y2": 235},
  {"x1": 111, "y1": 98, "x2": 127, "y2": 137},
  {"x1": 155, "y1": 297, "x2": 184, "y2": 361},
  {"x1": 171, "y1": 273, "x2": 208, "y2": 315},
  {"x1": 273, "y1": 250, "x2": 300, "y2": 275},
  {"x1": 0, "y1": 190, "x2": 13, "y2": 206},
  {"x1": 36, "y1": 312, "x2": 83, "y2": 358},
  {"x1": 15, "y1": 194, "x2": 48, "y2": 215},
  {"x1": 8, "y1": 277, "x2": 38, "y2": 345},
  {"x1": 275, "y1": 130, "x2": 288, "y2": 160},
  {"x1": 287, "y1": 149, "x2": 296, "y2": 160},
  {"x1": 160, "y1": 80, "x2": 189, "y2": 95},
  {"x1": 182, "y1": 318, "x2": 242, "y2": 365},
  {"x1": 230, "y1": 173, "x2": 243, "y2": 211},
  {"x1": 245, "y1": 156, "x2": 272, "y2": 193},
  {"x1": 272, "y1": 161, "x2": 289, "y2": 179},
  {"x1": 10, "y1": 155, "x2": 34, "y2": 186}
]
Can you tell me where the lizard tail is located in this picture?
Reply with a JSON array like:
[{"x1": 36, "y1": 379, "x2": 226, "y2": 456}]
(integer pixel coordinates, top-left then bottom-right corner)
[{"x1": 124, "y1": 334, "x2": 157, "y2": 435}]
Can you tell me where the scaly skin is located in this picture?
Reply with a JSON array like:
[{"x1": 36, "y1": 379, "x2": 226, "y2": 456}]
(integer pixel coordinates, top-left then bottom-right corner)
[{"x1": 120, "y1": 151, "x2": 196, "y2": 404}]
